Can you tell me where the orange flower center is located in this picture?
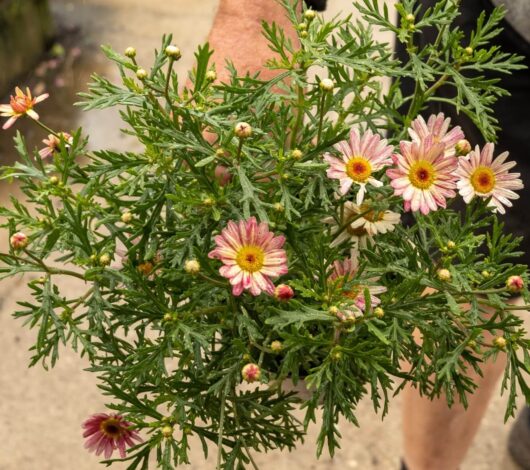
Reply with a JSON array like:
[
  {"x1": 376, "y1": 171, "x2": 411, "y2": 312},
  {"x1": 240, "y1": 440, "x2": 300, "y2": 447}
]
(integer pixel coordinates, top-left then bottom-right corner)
[
  {"x1": 346, "y1": 156, "x2": 372, "y2": 183},
  {"x1": 408, "y1": 160, "x2": 436, "y2": 189},
  {"x1": 236, "y1": 246, "x2": 265, "y2": 273},
  {"x1": 470, "y1": 166, "x2": 496, "y2": 194},
  {"x1": 10, "y1": 95, "x2": 34, "y2": 114},
  {"x1": 100, "y1": 418, "x2": 123, "y2": 439}
]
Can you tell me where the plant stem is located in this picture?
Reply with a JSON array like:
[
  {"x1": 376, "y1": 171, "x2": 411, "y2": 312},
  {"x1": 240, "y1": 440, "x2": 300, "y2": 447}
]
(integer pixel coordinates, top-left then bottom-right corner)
[
  {"x1": 216, "y1": 382, "x2": 229, "y2": 470},
  {"x1": 316, "y1": 92, "x2": 326, "y2": 144},
  {"x1": 290, "y1": 79, "x2": 306, "y2": 149},
  {"x1": 33, "y1": 119, "x2": 60, "y2": 138},
  {"x1": 164, "y1": 58, "x2": 175, "y2": 106}
]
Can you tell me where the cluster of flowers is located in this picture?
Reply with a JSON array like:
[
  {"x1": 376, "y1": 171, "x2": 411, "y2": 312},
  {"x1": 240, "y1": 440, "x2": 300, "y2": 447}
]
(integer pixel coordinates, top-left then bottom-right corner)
[{"x1": 2, "y1": 86, "x2": 525, "y2": 460}]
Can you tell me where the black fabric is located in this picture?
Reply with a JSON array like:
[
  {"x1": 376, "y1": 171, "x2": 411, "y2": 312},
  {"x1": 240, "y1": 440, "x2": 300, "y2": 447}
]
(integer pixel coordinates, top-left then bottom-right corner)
[
  {"x1": 395, "y1": 0, "x2": 530, "y2": 265},
  {"x1": 305, "y1": 0, "x2": 327, "y2": 11}
]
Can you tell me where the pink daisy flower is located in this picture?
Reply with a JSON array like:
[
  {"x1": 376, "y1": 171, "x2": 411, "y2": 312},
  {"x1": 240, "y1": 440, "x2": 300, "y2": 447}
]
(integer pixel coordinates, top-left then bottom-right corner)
[
  {"x1": 387, "y1": 137, "x2": 458, "y2": 215},
  {"x1": 208, "y1": 217, "x2": 288, "y2": 296},
  {"x1": 408, "y1": 113, "x2": 464, "y2": 157},
  {"x1": 0, "y1": 86, "x2": 49, "y2": 130},
  {"x1": 456, "y1": 143, "x2": 524, "y2": 214},
  {"x1": 324, "y1": 128, "x2": 393, "y2": 205},
  {"x1": 38, "y1": 132, "x2": 73, "y2": 159},
  {"x1": 82, "y1": 413, "x2": 141, "y2": 459}
]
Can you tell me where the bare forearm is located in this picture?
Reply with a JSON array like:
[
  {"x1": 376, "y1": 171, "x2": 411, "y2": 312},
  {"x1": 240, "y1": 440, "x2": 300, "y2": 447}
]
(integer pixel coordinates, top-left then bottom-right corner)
[{"x1": 208, "y1": 0, "x2": 297, "y2": 82}]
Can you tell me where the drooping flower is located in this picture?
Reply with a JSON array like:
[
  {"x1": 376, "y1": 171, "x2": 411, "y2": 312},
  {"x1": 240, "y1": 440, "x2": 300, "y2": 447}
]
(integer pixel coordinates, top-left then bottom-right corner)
[
  {"x1": 408, "y1": 113, "x2": 464, "y2": 157},
  {"x1": 208, "y1": 217, "x2": 288, "y2": 296},
  {"x1": 82, "y1": 413, "x2": 141, "y2": 459},
  {"x1": 0, "y1": 87, "x2": 49, "y2": 130},
  {"x1": 324, "y1": 128, "x2": 393, "y2": 204},
  {"x1": 322, "y1": 200, "x2": 400, "y2": 249},
  {"x1": 38, "y1": 132, "x2": 73, "y2": 159},
  {"x1": 387, "y1": 137, "x2": 458, "y2": 215},
  {"x1": 455, "y1": 143, "x2": 523, "y2": 214},
  {"x1": 328, "y1": 256, "x2": 386, "y2": 313}
]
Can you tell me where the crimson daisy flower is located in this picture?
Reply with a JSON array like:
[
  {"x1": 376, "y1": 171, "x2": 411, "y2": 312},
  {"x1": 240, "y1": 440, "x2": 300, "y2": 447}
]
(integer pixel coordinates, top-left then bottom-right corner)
[
  {"x1": 387, "y1": 137, "x2": 458, "y2": 215},
  {"x1": 0, "y1": 87, "x2": 49, "y2": 130},
  {"x1": 324, "y1": 128, "x2": 393, "y2": 205},
  {"x1": 208, "y1": 217, "x2": 288, "y2": 296},
  {"x1": 82, "y1": 413, "x2": 142, "y2": 459},
  {"x1": 38, "y1": 132, "x2": 73, "y2": 159}
]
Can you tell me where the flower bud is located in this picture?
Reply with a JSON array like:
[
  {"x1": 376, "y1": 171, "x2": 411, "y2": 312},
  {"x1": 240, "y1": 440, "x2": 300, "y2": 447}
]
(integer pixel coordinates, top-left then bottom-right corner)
[
  {"x1": 137, "y1": 261, "x2": 154, "y2": 275},
  {"x1": 298, "y1": 22, "x2": 308, "y2": 31},
  {"x1": 455, "y1": 139, "x2": 471, "y2": 156},
  {"x1": 319, "y1": 78, "x2": 334, "y2": 91},
  {"x1": 49, "y1": 176, "x2": 59, "y2": 185},
  {"x1": 467, "y1": 339, "x2": 477, "y2": 348},
  {"x1": 328, "y1": 306, "x2": 339, "y2": 315},
  {"x1": 270, "y1": 340, "x2": 283, "y2": 353},
  {"x1": 215, "y1": 148, "x2": 225, "y2": 158},
  {"x1": 493, "y1": 336, "x2": 507, "y2": 349},
  {"x1": 274, "y1": 284, "x2": 294, "y2": 302},
  {"x1": 214, "y1": 165, "x2": 232, "y2": 187},
  {"x1": 481, "y1": 270, "x2": 491, "y2": 278},
  {"x1": 184, "y1": 259, "x2": 201, "y2": 274},
  {"x1": 446, "y1": 241, "x2": 456, "y2": 250},
  {"x1": 300, "y1": 31, "x2": 308, "y2": 39},
  {"x1": 506, "y1": 275, "x2": 524, "y2": 293},
  {"x1": 205, "y1": 70, "x2": 217, "y2": 81},
  {"x1": 234, "y1": 122, "x2": 252, "y2": 138},
  {"x1": 163, "y1": 312, "x2": 173, "y2": 322},
  {"x1": 10, "y1": 232, "x2": 29, "y2": 250},
  {"x1": 464, "y1": 46, "x2": 473, "y2": 55},
  {"x1": 437, "y1": 268, "x2": 451, "y2": 282},
  {"x1": 291, "y1": 149, "x2": 303, "y2": 160},
  {"x1": 99, "y1": 254, "x2": 111, "y2": 266},
  {"x1": 136, "y1": 68, "x2": 148, "y2": 80},
  {"x1": 161, "y1": 425, "x2": 173, "y2": 438},
  {"x1": 374, "y1": 307, "x2": 384, "y2": 318},
  {"x1": 331, "y1": 350, "x2": 343, "y2": 361},
  {"x1": 121, "y1": 212, "x2": 133, "y2": 223},
  {"x1": 165, "y1": 45, "x2": 182, "y2": 60},
  {"x1": 405, "y1": 13, "x2": 415, "y2": 22},
  {"x1": 304, "y1": 9, "x2": 316, "y2": 20},
  {"x1": 124, "y1": 47, "x2": 136, "y2": 58},
  {"x1": 273, "y1": 202, "x2": 284, "y2": 212},
  {"x1": 202, "y1": 197, "x2": 214, "y2": 206},
  {"x1": 241, "y1": 363, "x2": 261, "y2": 383}
]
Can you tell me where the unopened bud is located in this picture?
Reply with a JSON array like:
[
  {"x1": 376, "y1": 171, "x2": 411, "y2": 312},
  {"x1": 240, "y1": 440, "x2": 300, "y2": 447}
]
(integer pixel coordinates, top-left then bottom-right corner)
[
  {"x1": 121, "y1": 212, "x2": 133, "y2": 223},
  {"x1": 136, "y1": 68, "x2": 148, "y2": 80},
  {"x1": 215, "y1": 148, "x2": 225, "y2": 158},
  {"x1": 446, "y1": 241, "x2": 456, "y2": 250},
  {"x1": 137, "y1": 261, "x2": 154, "y2": 275},
  {"x1": 506, "y1": 275, "x2": 524, "y2": 293},
  {"x1": 124, "y1": 47, "x2": 136, "y2": 58},
  {"x1": 205, "y1": 70, "x2": 217, "y2": 81},
  {"x1": 184, "y1": 259, "x2": 201, "y2": 274},
  {"x1": 234, "y1": 122, "x2": 252, "y2": 138},
  {"x1": 481, "y1": 270, "x2": 491, "y2": 278},
  {"x1": 161, "y1": 425, "x2": 173, "y2": 438},
  {"x1": 99, "y1": 254, "x2": 111, "y2": 266},
  {"x1": 320, "y1": 78, "x2": 334, "y2": 91},
  {"x1": 163, "y1": 312, "x2": 173, "y2": 322},
  {"x1": 10, "y1": 232, "x2": 29, "y2": 250},
  {"x1": 241, "y1": 363, "x2": 261, "y2": 383},
  {"x1": 331, "y1": 350, "x2": 343, "y2": 361},
  {"x1": 291, "y1": 149, "x2": 303, "y2": 160},
  {"x1": 270, "y1": 340, "x2": 283, "y2": 352},
  {"x1": 455, "y1": 139, "x2": 471, "y2": 156},
  {"x1": 328, "y1": 306, "x2": 339, "y2": 315},
  {"x1": 464, "y1": 46, "x2": 473, "y2": 55},
  {"x1": 273, "y1": 202, "x2": 284, "y2": 212},
  {"x1": 374, "y1": 307, "x2": 384, "y2": 318},
  {"x1": 49, "y1": 176, "x2": 59, "y2": 185},
  {"x1": 165, "y1": 45, "x2": 182, "y2": 60},
  {"x1": 493, "y1": 336, "x2": 507, "y2": 349},
  {"x1": 202, "y1": 197, "x2": 214, "y2": 206},
  {"x1": 405, "y1": 13, "x2": 415, "y2": 22},
  {"x1": 437, "y1": 268, "x2": 451, "y2": 282},
  {"x1": 300, "y1": 31, "x2": 308, "y2": 39},
  {"x1": 298, "y1": 23, "x2": 308, "y2": 31},
  {"x1": 274, "y1": 284, "x2": 294, "y2": 301},
  {"x1": 304, "y1": 9, "x2": 316, "y2": 21}
]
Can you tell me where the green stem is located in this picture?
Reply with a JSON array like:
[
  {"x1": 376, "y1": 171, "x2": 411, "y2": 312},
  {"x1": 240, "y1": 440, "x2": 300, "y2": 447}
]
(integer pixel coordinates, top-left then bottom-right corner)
[
  {"x1": 231, "y1": 390, "x2": 260, "y2": 470},
  {"x1": 316, "y1": 92, "x2": 326, "y2": 144},
  {"x1": 164, "y1": 58, "x2": 175, "y2": 106},
  {"x1": 216, "y1": 382, "x2": 229, "y2": 470},
  {"x1": 33, "y1": 119, "x2": 60, "y2": 138},
  {"x1": 290, "y1": 79, "x2": 306, "y2": 149}
]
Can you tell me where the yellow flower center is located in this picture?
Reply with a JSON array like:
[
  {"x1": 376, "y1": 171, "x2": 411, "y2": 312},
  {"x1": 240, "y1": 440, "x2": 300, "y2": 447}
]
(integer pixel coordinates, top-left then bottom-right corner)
[
  {"x1": 236, "y1": 245, "x2": 265, "y2": 273},
  {"x1": 346, "y1": 156, "x2": 372, "y2": 183},
  {"x1": 470, "y1": 166, "x2": 496, "y2": 194},
  {"x1": 408, "y1": 160, "x2": 436, "y2": 189},
  {"x1": 359, "y1": 204, "x2": 384, "y2": 222},
  {"x1": 100, "y1": 418, "x2": 123, "y2": 439},
  {"x1": 346, "y1": 225, "x2": 368, "y2": 237}
]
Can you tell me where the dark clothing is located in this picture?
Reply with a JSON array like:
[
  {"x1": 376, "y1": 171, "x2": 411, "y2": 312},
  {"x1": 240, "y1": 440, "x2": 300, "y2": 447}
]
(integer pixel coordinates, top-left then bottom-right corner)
[
  {"x1": 305, "y1": 0, "x2": 327, "y2": 11},
  {"x1": 395, "y1": 0, "x2": 530, "y2": 265}
]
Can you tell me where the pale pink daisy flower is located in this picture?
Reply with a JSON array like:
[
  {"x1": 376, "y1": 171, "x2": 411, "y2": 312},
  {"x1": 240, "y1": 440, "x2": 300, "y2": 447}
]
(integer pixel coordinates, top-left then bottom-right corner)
[
  {"x1": 38, "y1": 132, "x2": 73, "y2": 159},
  {"x1": 208, "y1": 217, "x2": 288, "y2": 296},
  {"x1": 324, "y1": 128, "x2": 393, "y2": 204},
  {"x1": 323, "y1": 200, "x2": 400, "y2": 249},
  {"x1": 456, "y1": 143, "x2": 523, "y2": 214},
  {"x1": 82, "y1": 413, "x2": 141, "y2": 459},
  {"x1": 0, "y1": 87, "x2": 49, "y2": 130},
  {"x1": 408, "y1": 113, "x2": 464, "y2": 157},
  {"x1": 387, "y1": 137, "x2": 458, "y2": 215}
]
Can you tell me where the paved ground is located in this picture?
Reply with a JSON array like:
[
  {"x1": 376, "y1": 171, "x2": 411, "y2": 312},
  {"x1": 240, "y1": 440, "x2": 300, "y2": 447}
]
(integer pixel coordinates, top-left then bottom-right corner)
[{"x1": 0, "y1": 1, "x2": 526, "y2": 469}]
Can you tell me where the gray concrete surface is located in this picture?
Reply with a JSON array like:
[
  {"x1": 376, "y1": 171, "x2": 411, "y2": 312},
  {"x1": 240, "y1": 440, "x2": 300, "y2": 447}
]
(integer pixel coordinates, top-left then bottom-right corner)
[{"x1": 0, "y1": 1, "x2": 526, "y2": 469}]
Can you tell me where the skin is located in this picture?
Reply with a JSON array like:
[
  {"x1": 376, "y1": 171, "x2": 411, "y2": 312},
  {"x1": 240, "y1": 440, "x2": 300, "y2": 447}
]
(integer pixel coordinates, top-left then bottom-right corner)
[{"x1": 206, "y1": 2, "x2": 521, "y2": 469}]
